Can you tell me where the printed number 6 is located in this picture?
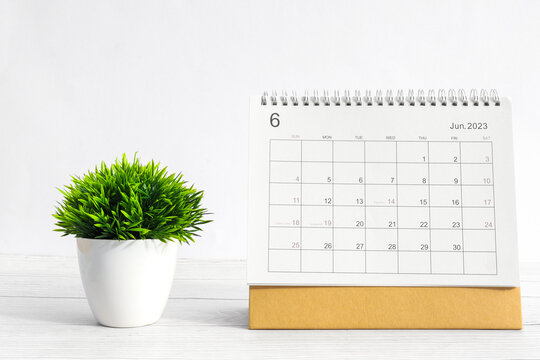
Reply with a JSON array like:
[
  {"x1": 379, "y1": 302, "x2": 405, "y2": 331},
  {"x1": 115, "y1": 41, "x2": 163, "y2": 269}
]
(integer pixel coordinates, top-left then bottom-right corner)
[{"x1": 270, "y1": 113, "x2": 280, "y2": 127}]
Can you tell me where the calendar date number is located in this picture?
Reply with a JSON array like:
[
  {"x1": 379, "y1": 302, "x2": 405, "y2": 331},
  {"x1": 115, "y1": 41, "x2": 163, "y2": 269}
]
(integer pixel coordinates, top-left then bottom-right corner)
[{"x1": 270, "y1": 113, "x2": 280, "y2": 127}]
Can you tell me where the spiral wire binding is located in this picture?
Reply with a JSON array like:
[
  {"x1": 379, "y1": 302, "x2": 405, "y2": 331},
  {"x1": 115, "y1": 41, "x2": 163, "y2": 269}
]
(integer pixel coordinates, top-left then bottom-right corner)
[
  {"x1": 438, "y1": 89, "x2": 447, "y2": 106},
  {"x1": 364, "y1": 90, "x2": 373, "y2": 106},
  {"x1": 385, "y1": 90, "x2": 394, "y2": 106},
  {"x1": 261, "y1": 89, "x2": 501, "y2": 106}
]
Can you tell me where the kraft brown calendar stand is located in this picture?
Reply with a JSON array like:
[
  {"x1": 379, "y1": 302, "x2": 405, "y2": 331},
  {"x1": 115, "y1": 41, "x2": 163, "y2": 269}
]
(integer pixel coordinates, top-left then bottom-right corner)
[{"x1": 249, "y1": 286, "x2": 522, "y2": 329}]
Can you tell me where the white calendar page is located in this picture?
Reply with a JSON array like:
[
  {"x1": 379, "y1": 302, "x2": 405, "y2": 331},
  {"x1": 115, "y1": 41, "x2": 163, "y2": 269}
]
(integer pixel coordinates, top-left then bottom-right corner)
[{"x1": 247, "y1": 97, "x2": 519, "y2": 287}]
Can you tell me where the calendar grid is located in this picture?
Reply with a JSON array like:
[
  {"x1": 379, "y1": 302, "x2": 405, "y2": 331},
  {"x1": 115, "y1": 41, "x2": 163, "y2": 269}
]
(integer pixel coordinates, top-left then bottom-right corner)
[
  {"x1": 331, "y1": 140, "x2": 335, "y2": 272},
  {"x1": 300, "y1": 140, "x2": 303, "y2": 271},
  {"x1": 269, "y1": 226, "x2": 496, "y2": 230},
  {"x1": 268, "y1": 204, "x2": 495, "y2": 209},
  {"x1": 459, "y1": 142, "x2": 465, "y2": 273},
  {"x1": 491, "y1": 143, "x2": 498, "y2": 275},
  {"x1": 270, "y1": 181, "x2": 494, "y2": 187},
  {"x1": 260, "y1": 270, "x2": 498, "y2": 275},
  {"x1": 363, "y1": 140, "x2": 367, "y2": 273},
  {"x1": 270, "y1": 139, "x2": 494, "y2": 143},
  {"x1": 267, "y1": 139, "x2": 271, "y2": 273},
  {"x1": 427, "y1": 142, "x2": 432, "y2": 273},
  {"x1": 270, "y1": 160, "x2": 494, "y2": 165},
  {"x1": 269, "y1": 248, "x2": 496, "y2": 253},
  {"x1": 395, "y1": 141, "x2": 400, "y2": 273},
  {"x1": 268, "y1": 139, "x2": 497, "y2": 276}
]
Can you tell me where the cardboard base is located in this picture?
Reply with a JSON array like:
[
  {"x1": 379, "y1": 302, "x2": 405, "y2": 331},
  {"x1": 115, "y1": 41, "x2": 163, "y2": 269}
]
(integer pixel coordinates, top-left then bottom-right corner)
[{"x1": 249, "y1": 286, "x2": 522, "y2": 329}]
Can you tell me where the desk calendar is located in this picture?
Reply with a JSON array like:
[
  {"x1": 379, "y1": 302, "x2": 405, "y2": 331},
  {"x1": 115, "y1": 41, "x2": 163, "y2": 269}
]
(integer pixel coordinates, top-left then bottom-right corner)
[{"x1": 247, "y1": 90, "x2": 519, "y2": 288}]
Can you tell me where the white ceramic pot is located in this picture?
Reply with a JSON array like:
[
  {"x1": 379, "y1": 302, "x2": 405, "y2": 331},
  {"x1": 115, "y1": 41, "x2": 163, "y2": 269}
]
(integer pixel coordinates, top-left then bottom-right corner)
[{"x1": 77, "y1": 238, "x2": 178, "y2": 327}]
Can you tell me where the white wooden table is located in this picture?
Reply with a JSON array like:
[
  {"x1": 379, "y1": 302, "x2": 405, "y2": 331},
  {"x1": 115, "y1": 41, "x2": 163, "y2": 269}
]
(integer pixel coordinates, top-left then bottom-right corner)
[{"x1": 0, "y1": 255, "x2": 539, "y2": 359}]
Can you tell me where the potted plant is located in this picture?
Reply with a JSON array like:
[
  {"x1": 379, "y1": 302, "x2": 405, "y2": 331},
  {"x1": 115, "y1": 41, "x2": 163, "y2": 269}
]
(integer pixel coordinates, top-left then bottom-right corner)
[{"x1": 53, "y1": 154, "x2": 210, "y2": 327}]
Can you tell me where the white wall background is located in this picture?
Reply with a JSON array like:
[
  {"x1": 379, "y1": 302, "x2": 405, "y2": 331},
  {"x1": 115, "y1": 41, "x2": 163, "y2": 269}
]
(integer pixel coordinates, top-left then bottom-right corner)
[{"x1": 1, "y1": 0, "x2": 539, "y2": 261}]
